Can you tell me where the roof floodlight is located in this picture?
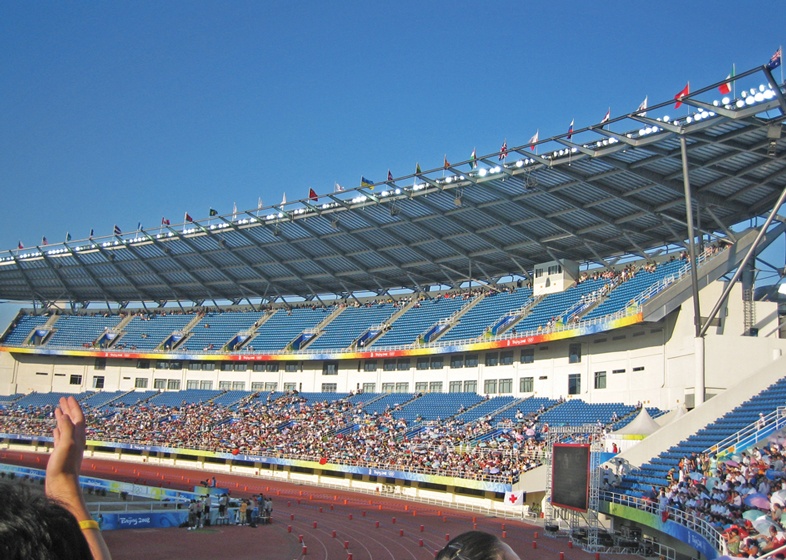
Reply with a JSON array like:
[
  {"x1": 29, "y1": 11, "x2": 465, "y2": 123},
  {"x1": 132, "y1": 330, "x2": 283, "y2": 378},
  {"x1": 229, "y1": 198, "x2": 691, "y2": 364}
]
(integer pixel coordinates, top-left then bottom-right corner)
[
  {"x1": 741, "y1": 90, "x2": 748, "y2": 98},
  {"x1": 755, "y1": 92, "x2": 765, "y2": 102},
  {"x1": 686, "y1": 116, "x2": 693, "y2": 124},
  {"x1": 713, "y1": 100, "x2": 720, "y2": 106},
  {"x1": 394, "y1": 188, "x2": 401, "y2": 194},
  {"x1": 639, "y1": 128, "x2": 646, "y2": 136},
  {"x1": 749, "y1": 88, "x2": 757, "y2": 96},
  {"x1": 736, "y1": 99, "x2": 745, "y2": 108},
  {"x1": 745, "y1": 96, "x2": 755, "y2": 106},
  {"x1": 765, "y1": 90, "x2": 776, "y2": 100},
  {"x1": 515, "y1": 159, "x2": 524, "y2": 168},
  {"x1": 759, "y1": 84, "x2": 766, "y2": 92},
  {"x1": 721, "y1": 96, "x2": 730, "y2": 105},
  {"x1": 445, "y1": 176, "x2": 453, "y2": 184},
  {"x1": 663, "y1": 115, "x2": 670, "y2": 122}
]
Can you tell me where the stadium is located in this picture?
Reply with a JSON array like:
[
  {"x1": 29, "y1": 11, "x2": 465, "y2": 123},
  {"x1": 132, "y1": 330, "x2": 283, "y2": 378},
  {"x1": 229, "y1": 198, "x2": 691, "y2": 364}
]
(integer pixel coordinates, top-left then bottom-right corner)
[{"x1": 2, "y1": 57, "x2": 786, "y2": 560}]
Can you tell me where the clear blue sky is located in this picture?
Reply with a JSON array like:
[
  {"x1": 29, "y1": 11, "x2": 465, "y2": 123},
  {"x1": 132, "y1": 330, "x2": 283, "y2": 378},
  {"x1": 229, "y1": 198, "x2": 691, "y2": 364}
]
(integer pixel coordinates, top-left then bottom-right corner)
[{"x1": 1, "y1": 1, "x2": 785, "y2": 326}]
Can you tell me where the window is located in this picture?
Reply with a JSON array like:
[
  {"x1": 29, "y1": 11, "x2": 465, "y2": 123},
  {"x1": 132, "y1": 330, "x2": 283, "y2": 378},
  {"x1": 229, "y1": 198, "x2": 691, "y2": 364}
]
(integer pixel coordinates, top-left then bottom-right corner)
[
  {"x1": 520, "y1": 349, "x2": 534, "y2": 364},
  {"x1": 323, "y1": 362, "x2": 338, "y2": 375},
  {"x1": 396, "y1": 359, "x2": 410, "y2": 371},
  {"x1": 633, "y1": 366, "x2": 645, "y2": 372},
  {"x1": 415, "y1": 382, "x2": 428, "y2": 392},
  {"x1": 594, "y1": 371, "x2": 607, "y2": 389},
  {"x1": 463, "y1": 380, "x2": 477, "y2": 393},
  {"x1": 283, "y1": 382, "x2": 297, "y2": 391},
  {"x1": 252, "y1": 364, "x2": 265, "y2": 372},
  {"x1": 382, "y1": 383, "x2": 395, "y2": 393},
  {"x1": 92, "y1": 376, "x2": 104, "y2": 389},
  {"x1": 449, "y1": 381, "x2": 463, "y2": 392},
  {"x1": 569, "y1": 343, "x2": 581, "y2": 364},
  {"x1": 430, "y1": 357, "x2": 443, "y2": 370},
  {"x1": 135, "y1": 377, "x2": 149, "y2": 388},
  {"x1": 485, "y1": 353, "x2": 499, "y2": 367},
  {"x1": 264, "y1": 382, "x2": 277, "y2": 391},
  {"x1": 498, "y1": 378, "x2": 512, "y2": 393},
  {"x1": 221, "y1": 363, "x2": 233, "y2": 372},
  {"x1": 202, "y1": 363, "x2": 215, "y2": 371},
  {"x1": 547, "y1": 264, "x2": 562, "y2": 275},
  {"x1": 520, "y1": 376, "x2": 534, "y2": 392},
  {"x1": 94, "y1": 358, "x2": 106, "y2": 370},
  {"x1": 187, "y1": 380, "x2": 199, "y2": 389},
  {"x1": 233, "y1": 363, "x2": 247, "y2": 372},
  {"x1": 266, "y1": 363, "x2": 279, "y2": 372},
  {"x1": 362, "y1": 383, "x2": 376, "y2": 393},
  {"x1": 364, "y1": 360, "x2": 378, "y2": 372},
  {"x1": 251, "y1": 382, "x2": 264, "y2": 391},
  {"x1": 285, "y1": 362, "x2": 300, "y2": 373},
  {"x1": 464, "y1": 354, "x2": 478, "y2": 368},
  {"x1": 429, "y1": 381, "x2": 443, "y2": 393},
  {"x1": 36, "y1": 372, "x2": 49, "y2": 376},
  {"x1": 200, "y1": 380, "x2": 213, "y2": 390},
  {"x1": 321, "y1": 383, "x2": 337, "y2": 392},
  {"x1": 612, "y1": 368, "x2": 626, "y2": 374},
  {"x1": 232, "y1": 381, "x2": 245, "y2": 390},
  {"x1": 153, "y1": 379, "x2": 166, "y2": 389},
  {"x1": 156, "y1": 361, "x2": 170, "y2": 370},
  {"x1": 416, "y1": 357, "x2": 430, "y2": 370},
  {"x1": 500, "y1": 351, "x2": 514, "y2": 365},
  {"x1": 395, "y1": 382, "x2": 409, "y2": 393},
  {"x1": 219, "y1": 381, "x2": 231, "y2": 390},
  {"x1": 383, "y1": 359, "x2": 396, "y2": 372},
  {"x1": 69, "y1": 374, "x2": 82, "y2": 386},
  {"x1": 483, "y1": 379, "x2": 497, "y2": 394},
  {"x1": 169, "y1": 361, "x2": 182, "y2": 370},
  {"x1": 450, "y1": 356, "x2": 464, "y2": 369},
  {"x1": 188, "y1": 362, "x2": 201, "y2": 371},
  {"x1": 167, "y1": 379, "x2": 181, "y2": 390},
  {"x1": 568, "y1": 373, "x2": 581, "y2": 395}
]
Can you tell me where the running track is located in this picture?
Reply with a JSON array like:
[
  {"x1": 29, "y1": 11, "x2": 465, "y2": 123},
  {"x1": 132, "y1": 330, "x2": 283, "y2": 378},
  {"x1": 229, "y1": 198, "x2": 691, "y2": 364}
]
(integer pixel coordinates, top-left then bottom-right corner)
[{"x1": 1, "y1": 451, "x2": 642, "y2": 560}]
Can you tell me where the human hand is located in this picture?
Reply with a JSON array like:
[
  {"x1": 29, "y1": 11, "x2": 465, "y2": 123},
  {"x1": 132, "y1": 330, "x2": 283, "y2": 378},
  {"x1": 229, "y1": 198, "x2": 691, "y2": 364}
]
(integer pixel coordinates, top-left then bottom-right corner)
[{"x1": 45, "y1": 396, "x2": 87, "y2": 510}]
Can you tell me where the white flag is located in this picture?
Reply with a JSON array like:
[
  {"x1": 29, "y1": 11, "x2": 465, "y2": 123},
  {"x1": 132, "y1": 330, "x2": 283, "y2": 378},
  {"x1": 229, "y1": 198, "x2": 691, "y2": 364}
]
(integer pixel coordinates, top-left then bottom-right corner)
[{"x1": 504, "y1": 491, "x2": 525, "y2": 505}]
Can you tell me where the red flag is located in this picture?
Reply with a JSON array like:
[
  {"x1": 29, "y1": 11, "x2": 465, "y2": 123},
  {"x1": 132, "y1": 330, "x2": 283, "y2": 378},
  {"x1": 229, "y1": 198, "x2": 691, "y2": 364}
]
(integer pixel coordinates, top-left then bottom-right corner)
[
  {"x1": 387, "y1": 169, "x2": 393, "y2": 181},
  {"x1": 185, "y1": 212, "x2": 193, "y2": 223},
  {"x1": 499, "y1": 140, "x2": 508, "y2": 160},
  {"x1": 601, "y1": 108, "x2": 610, "y2": 124},
  {"x1": 161, "y1": 217, "x2": 170, "y2": 226},
  {"x1": 528, "y1": 130, "x2": 539, "y2": 151},
  {"x1": 674, "y1": 83, "x2": 690, "y2": 108},
  {"x1": 718, "y1": 66, "x2": 734, "y2": 95},
  {"x1": 308, "y1": 188, "x2": 318, "y2": 202},
  {"x1": 443, "y1": 155, "x2": 450, "y2": 169},
  {"x1": 17, "y1": 241, "x2": 23, "y2": 250}
]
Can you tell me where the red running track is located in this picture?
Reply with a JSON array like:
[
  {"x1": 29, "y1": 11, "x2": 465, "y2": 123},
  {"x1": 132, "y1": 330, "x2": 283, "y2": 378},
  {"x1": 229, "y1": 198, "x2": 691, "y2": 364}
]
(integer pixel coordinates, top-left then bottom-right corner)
[{"x1": 1, "y1": 451, "x2": 642, "y2": 560}]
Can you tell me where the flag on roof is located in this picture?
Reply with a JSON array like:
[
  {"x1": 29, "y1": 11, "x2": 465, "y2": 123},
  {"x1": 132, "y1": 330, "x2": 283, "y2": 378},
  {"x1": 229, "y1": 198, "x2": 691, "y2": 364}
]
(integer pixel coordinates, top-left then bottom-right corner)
[
  {"x1": 499, "y1": 140, "x2": 508, "y2": 160},
  {"x1": 89, "y1": 228, "x2": 94, "y2": 238},
  {"x1": 113, "y1": 225, "x2": 122, "y2": 235},
  {"x1": 528, "y1": 130, "x2": 539, "y2": 151},
  {"x1": 567, "y1": 119, "x2": 574, "y2": 140},
  {"x1": 161, "y1": 217, "x2": 170, "y2": 226},
  {"x1": 137, "y1": 222, "x2": 142, "y2": 231},
  {"x1": 601, "y1": 108, "x2": 611, "y2": 124},
  {"x1": 334, "y1": 182, "x2": 344, "y2": 192},
  {"x1": 767, "y1": 47, "x2": 782, "y2": 70},
  {"x1": 387, "y1": 169, "x2": 393, "y2": 181},
  {"x1": 718, "y1": 66, "x2": 734, "y2": 95},
  {"x1": 184, "y1": 213, "x2": 193, "y2": 223},
  {"x1": 469, "y1": 149, "x2": 477, "y2": 169},
  {"x1": 360, "y1": 176, "x2": 374, "y2": 189},
  {"x1": 443, "y1": 155, "x2": 450, "y2": 169},
  {"x1": 674, "y1": 83, "x2": 689, "y2": 109},
  {"x1": 257, "y1": 196, "x2": 263, "y2": 210},
  {"x1": 209, "y1": 208, "x2": 218, "y2": 217},
  {"x1": 232, "y1": 202, "x2": 237, "y2": 219},
  {"x1": 637, "y1": 96, "x2": 648, "y2": 116},
  {"x1": 308, "y1": 188, "x2": 318, "y2": 202},
  {"x1": 416, "y1": 162, "x2": 422, "y2": 174},
  {"x1": 41, "y1": 236, "x2": 48, "y2": 246},
  {"x1": 281, "y1": 192, "x2": 287, "y2": 206},
  {"x1": 65, "y1": 232, "x2": 72, "y2": 242},
  {"x1": 17, "y1": 241, "x2": 23, "y2": 250}
]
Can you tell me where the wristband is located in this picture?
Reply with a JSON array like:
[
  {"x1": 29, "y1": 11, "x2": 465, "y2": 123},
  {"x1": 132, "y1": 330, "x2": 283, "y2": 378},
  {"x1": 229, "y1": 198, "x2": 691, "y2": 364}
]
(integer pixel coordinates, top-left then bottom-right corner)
[{"x1": 79, "y1": 519, "x2": 100, "y2": 531}]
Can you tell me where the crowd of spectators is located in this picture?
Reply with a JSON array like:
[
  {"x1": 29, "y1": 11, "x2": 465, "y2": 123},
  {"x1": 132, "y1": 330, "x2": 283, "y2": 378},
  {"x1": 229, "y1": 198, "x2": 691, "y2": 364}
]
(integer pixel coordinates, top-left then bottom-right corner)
[{"x1": 0, "y1": 391, "x2": 551, "y2": 484}]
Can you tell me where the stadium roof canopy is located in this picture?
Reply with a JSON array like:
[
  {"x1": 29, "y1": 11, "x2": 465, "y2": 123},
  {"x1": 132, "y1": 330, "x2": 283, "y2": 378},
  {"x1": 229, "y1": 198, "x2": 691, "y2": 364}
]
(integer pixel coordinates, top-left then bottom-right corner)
[{"x1": 2, "y1": 65, "x2": 786, "y2": 310}]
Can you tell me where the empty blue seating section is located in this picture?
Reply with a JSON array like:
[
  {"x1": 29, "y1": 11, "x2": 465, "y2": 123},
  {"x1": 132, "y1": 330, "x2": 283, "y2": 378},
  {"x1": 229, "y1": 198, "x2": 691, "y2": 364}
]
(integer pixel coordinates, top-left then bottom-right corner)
[
  {"x1": 453, "y1": 396, "x2": 517, "y2": 423},
  {"x1": 2, "y1": 314, "x2": 49, "y2": 345},
  {"x1": 539, "y1": 399, "x2": 636, "y2": 426},
  {"x1": 514, "y1": 279, "x2": 608, "y2": 333},
  {"x1": 619, "y1": 377, "x2": 786, "y2": 495},
  {"x1": 374, "y1": 297, "x2": 467, "y2": 347},
  {"x1": 493, "y1": 397, "x2": 557, "y2": 423},
  {"x1": 582, "y1": 260, "x2": 685, "y2": 321},
  {"x1": 111, "y1": 390, "x2": 158, "y2": 407},
  {"x1": 308, "y1": 303, "x2": 395, "y2": 350},
  {"x1": 119, "y1": 314, "x2": 194, "y2": 350},
  {"x1": 393, "y1": 392, "x2": 484, "y2": 423},
  {"x1": 180, "y1": 310, "x2": 263, "y2": 352},
  {"x1": 297, "y1": 392, "x2": 350, "y2": 405},
  {"x1": 13, "y1": 392, "x2": 92, "y2": 409},
  {"x1": 47, "y1": 314, "x2": 123, "y2": 348},
  {"x1": 250, "y1": 308, "x2": 326, "y2": 351},
  {"x1": 149, "y1": 389, "x2": 222, "y2": 406},
  {"x1": 439, "y1": 288, "x2": 534, "y2": 342},
  {"x1": 361, "y1": 393, "x2": 416, "y2": 416},
  {"x1": 211, "y1": 390, "x2": 254, "y2": 407},
  {"x1": 81, "y1": 390, "x2": 127, "y2": 409}
]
